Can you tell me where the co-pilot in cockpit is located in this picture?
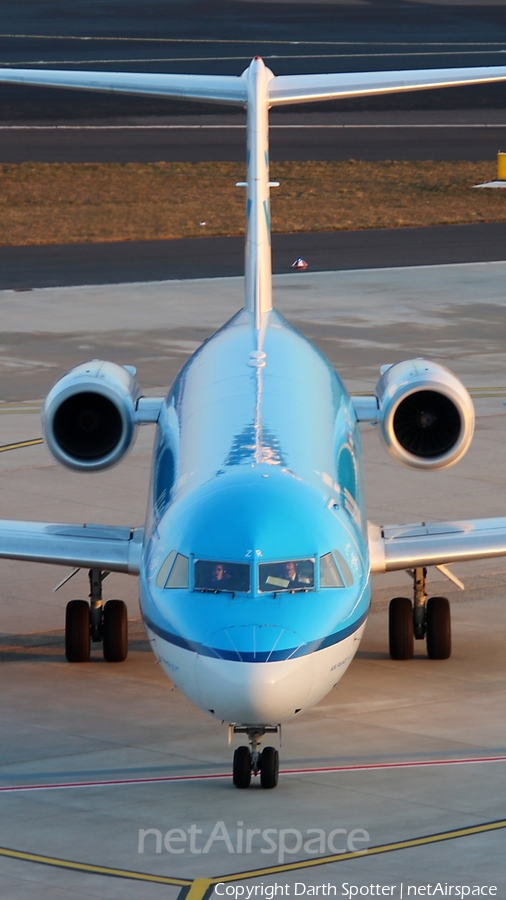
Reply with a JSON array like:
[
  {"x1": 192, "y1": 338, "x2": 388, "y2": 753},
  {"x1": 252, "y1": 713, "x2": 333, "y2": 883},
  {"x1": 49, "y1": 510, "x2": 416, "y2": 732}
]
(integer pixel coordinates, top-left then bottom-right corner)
[{"x1": 258, "y1": 558, "x2": 314, "y2": 592}]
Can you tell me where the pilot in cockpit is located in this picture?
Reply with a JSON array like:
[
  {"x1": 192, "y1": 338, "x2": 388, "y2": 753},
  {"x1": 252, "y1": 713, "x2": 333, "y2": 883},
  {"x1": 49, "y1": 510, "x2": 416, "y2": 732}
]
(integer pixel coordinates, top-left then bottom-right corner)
[
  {"x1": 210, "y1": 563, "x2": 230, "y2": 588},
  {"x1": 284, "y1": 561, "x2": 299, "y2": 584},
  {"x1": 284, "y1": 561, "x2": 311, "y2": 587}
]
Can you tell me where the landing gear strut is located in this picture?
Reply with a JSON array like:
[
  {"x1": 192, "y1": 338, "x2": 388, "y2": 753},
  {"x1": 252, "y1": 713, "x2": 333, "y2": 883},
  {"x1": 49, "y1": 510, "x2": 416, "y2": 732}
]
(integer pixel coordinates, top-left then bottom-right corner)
[
  {"x1": 388, "y1": 567, "x2": 451, "y2": 660},
  {"x1": 231, "y1": 725, "x2": 280, "y2": 789},
  {"x1": 65, "y1": 569, "x2": 128, "y2": 663}
]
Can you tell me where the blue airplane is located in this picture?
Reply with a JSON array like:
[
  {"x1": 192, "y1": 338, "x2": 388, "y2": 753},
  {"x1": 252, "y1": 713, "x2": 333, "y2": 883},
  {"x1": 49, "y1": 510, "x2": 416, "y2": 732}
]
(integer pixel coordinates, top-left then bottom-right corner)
[{"x1": 1, "y1": 58, "x2": 506, "y2": 789}]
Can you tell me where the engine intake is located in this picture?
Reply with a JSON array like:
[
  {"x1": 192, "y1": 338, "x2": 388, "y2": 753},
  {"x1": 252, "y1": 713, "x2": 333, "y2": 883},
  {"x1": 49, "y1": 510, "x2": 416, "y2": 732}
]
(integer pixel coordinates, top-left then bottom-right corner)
[
  {"x1": 375, "y1": 360, "x2": 474, "y2": 470},
  {"x1": 43, "y1": 360, "x2": 141, "y2": 471}
]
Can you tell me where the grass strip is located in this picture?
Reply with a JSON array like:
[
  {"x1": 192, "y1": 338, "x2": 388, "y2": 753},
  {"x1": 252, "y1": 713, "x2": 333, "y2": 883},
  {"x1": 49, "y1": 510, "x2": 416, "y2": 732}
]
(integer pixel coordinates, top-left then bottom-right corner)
[{"x1": 0, "y1": 160, "x2": 504, "y2": 246}]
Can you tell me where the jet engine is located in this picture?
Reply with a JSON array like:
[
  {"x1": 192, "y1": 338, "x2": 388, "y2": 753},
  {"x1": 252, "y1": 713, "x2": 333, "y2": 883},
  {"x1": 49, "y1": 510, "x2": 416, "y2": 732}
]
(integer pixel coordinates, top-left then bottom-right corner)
[
  {"x1": 42, "y1": 360, "x2": 141, "y2": 471},
  {"x1": 375, "y1": 359, "x2": 474, "y2": 470}
]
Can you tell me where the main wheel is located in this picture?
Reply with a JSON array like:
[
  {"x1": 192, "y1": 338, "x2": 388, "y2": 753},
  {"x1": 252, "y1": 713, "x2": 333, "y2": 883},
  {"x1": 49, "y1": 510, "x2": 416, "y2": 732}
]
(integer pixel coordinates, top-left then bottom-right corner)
[
  {"x1": 65, "y1": 600, "x2": 90, "y2": 663},
  {"x1": 426, "y1": 596, "x2": 451, "y2": 660},
  {"x1": 260, "y1": 746, "x2": 279, "y2": 789},
  {"x1": 389, "y1": 597, "x2": 414, "y2": 660},
  {"x1": 233, "y1": 746, "x2": 252, "y2": 788},
  {"x1": 102, "y1": 600, "x2": 128, "y2": 662}
]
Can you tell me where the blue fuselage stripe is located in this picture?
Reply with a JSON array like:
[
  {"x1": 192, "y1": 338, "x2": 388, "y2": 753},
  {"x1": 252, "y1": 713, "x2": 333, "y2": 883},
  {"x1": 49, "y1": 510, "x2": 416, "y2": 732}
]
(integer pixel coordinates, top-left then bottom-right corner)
[{"x1": 143, "y1": 609, "x2": 368, "y2": 662}]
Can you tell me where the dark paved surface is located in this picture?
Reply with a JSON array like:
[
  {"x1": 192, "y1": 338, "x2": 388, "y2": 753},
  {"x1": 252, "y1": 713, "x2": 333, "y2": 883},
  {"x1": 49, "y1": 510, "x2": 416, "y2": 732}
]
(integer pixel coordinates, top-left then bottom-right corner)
[
  {"x1": 2, "y1": 221, "x2": 506, "y2": 290},
  {"x1": 3, "y1": 119, "x2": 506, "y2": 163},
  {"x1": 1, "y1": 1, "x2": 506, "y2": 121},
  {"x1": 2, "y1": 3, "x2": 506, "y2": 288}
]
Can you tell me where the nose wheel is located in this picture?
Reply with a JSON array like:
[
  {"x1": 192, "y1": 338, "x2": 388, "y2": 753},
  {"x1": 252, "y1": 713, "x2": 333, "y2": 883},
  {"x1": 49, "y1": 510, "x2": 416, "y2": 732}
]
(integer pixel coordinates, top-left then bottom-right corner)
[
  {"x1": 233, "y1": 746, "x2": 252, "y2": 788},
  {"x1": 260, "y1": 745, "x2": 279, "y2": 789},
  {"x1": 231, "y1": 725, "x2": 280, "y2": 789}
]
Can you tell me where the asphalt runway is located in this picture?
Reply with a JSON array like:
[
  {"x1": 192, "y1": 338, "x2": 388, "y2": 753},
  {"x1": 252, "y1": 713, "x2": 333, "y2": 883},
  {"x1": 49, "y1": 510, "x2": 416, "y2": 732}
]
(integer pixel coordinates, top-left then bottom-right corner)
[
  {"x1": 2, "y1": 1, "x2": 506, "y2": 122},
  {"x1": 2, "y1": 222, "x2": 506, "y2": 293},
  {"x1": 3, "y1": 116, "x2": 506, "y2": 163},
  {"x1": 0, "y1": 262, "x2": 506, "y2": 897}
]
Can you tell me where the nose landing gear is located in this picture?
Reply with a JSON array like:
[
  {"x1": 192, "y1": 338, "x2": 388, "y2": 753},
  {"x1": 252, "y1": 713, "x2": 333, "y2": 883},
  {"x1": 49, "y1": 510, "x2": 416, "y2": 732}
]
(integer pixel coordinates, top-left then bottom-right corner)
[
  {"x1": 233, "y1": 745, "x2": 252, "y2": 789},
  {"x1": 260, "y1": 745, "x2": 279, "y2": 789},
  {"x1": 231, "y1": 725, "x2": 280, "y2": 789},
  {"x1": 388, "y1": 567, "x2": 451, "y2": 660}
]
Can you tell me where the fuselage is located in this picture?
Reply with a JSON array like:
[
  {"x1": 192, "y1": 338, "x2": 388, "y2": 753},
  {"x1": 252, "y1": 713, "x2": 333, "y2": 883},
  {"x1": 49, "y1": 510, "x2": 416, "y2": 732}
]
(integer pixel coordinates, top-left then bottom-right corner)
[{"x1": 139, "y1": 307, "x2": 371, "y2": 725}]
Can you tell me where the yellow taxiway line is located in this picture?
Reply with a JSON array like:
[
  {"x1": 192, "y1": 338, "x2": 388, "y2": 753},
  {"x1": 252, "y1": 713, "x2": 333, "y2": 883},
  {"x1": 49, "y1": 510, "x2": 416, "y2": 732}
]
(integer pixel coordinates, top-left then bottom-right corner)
[
  {"x1": 0, "y1": 818, "x2": 504, "y2": 896},
  {"x1": 0, "y1": 845, "x2": 191, "y2": 887},
  {"x1": 0, "y1": 438, "x2": 43, "y2": 453}
]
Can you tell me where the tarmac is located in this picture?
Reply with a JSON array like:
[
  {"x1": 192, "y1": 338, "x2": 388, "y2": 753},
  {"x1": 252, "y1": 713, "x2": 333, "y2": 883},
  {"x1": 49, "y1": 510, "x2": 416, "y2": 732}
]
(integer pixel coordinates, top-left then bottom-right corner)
[
  {"x1": 0, "y1": 261, "x2": 505, "y2": 898},
  {"x1": 4, "y1": 223, "x2": 506, "y2": 292},
  {"x1": 3, "y1": 111, "x2": 506, "y2": 164}
]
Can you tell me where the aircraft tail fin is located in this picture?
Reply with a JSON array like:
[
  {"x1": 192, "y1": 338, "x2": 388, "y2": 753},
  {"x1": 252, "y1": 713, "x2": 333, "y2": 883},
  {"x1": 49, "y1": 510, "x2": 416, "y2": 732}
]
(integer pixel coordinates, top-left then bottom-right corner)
[{"x1": 1, "y1": 62, "x2": 506, "y2": 325}]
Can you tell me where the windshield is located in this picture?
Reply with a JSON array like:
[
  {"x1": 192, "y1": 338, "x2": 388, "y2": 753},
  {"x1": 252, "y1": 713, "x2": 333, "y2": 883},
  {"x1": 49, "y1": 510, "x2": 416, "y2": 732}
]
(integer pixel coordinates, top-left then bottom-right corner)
[
  {"x1": 194, "y1": 559, "x2": 250, "y2": 593},
  {"x1": 156, "y1": 551, "x2": 189, "y2": 589},
  {"x1": 258, "y1": 559, "x2": 314, "y2": 592},
  {"x1": 320, "y1": 552, "x2": 345, "y2": 588}
]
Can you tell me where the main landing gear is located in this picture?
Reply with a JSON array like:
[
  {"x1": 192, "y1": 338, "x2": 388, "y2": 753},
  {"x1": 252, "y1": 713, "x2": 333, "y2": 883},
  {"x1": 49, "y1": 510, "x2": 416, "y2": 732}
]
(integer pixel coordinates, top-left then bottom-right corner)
[
  {"x1": 388, "y1": 567, "x2": 451, "y2": 661},
  {"x1": 231, "y1": 725, "x2": 280, "y2": 789},
  {"x1": 65, "y1": 569, "x2": 128, "y2": 663}
]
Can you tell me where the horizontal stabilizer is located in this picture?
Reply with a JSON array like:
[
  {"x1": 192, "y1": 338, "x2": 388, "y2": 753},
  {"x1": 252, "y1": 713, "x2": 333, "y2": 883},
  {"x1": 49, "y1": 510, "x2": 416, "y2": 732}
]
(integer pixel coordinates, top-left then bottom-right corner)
[
  {"x1": 268, "y1": 65, "x2": 506, "y2": 106},
  {"x1": 2, "y1": 57, "x2": 505, "y2": 325},
  {"x1": 0, "y1": 68, "x2": 248, "y2": 105},
  {"x1": 0, "y1": 521, "x2": 143, "y2": 574},
  {"x1": 0, "y1": 64, "x2": 505, "y2": 108}
]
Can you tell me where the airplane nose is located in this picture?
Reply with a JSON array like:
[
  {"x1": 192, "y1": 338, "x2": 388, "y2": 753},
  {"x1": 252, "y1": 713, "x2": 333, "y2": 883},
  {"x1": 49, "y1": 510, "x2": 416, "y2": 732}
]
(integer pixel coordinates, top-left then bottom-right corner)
[{"x1": 194, "y1": 625, "x2": 314, "y2": 722}]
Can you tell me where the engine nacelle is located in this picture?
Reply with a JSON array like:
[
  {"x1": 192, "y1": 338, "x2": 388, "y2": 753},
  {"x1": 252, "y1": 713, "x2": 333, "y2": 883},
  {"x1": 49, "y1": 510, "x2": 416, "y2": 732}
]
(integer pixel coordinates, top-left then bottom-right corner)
[
  {"x1": 375, "y1": 359, "x2": 474, "y2": 470},
  {"x1": 42, "y1": 360, "x2": 141, "y2": 471}
]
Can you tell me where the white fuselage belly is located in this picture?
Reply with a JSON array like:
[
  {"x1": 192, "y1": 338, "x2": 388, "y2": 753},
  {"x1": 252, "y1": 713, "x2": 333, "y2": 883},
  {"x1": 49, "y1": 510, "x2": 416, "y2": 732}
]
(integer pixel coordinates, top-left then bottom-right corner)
[{"x1": 146, "y1": 620, "x2": 366, "y2": 723}]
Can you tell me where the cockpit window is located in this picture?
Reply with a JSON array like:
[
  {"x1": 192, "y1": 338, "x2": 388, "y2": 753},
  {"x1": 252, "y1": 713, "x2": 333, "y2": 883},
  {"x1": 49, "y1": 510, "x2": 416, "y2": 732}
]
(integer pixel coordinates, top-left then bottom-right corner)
[
  {"x1": 156, "y1": 550, "x2": 176, "y2": 589},
  {"x1": 258, "y1": 559, "x2": 314, "y2": 592},
  {"x1": 166, "y1": 553, "x2": 189, "y2": 589},
  {"x1": 333, "y1": 549, "x2": 354, "y2": 587},
  {"x1": 320, "y1": 552, "x2": 345, "y2": 588},
  {"x1": 194, "y1": 560, "x2": 250, "y2": 593}
]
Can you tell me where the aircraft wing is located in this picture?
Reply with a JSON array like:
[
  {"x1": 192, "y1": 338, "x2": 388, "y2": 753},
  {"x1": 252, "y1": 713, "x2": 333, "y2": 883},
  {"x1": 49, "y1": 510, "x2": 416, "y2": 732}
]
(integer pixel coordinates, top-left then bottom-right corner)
[
  {"x1": 368, "y1": 518, "x2": 506, "y2": 574},
  {"x1": 0, "y1": 521, "x2": 143, "y2": 574},
  {"x1": 1, "y1": 515, "x2": 505, "y2": 578},
  {"x1": 0, "y1": 64, "x2": 505, "y2": 107}
]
